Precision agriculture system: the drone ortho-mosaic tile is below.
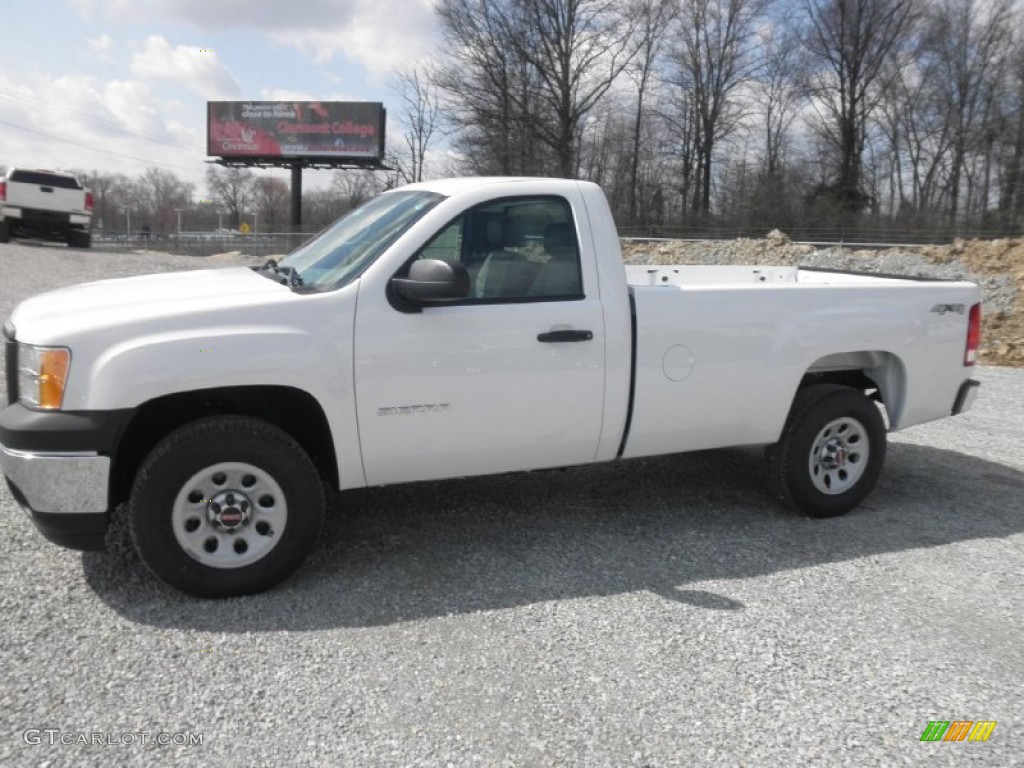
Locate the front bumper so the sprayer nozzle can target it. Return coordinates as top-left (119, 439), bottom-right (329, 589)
top-left (1, 444), bottom-right (110, 550)
top-left (0, 401), bottom-right (131, 551)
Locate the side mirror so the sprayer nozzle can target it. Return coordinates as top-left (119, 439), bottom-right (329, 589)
top-left (391, 259), bottom-right (470, 303)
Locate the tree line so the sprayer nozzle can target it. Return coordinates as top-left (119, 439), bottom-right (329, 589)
top-left (63, 166), bottom-right (395, 235)
top-left (417, 0), bottom-right (1024, 236)
top-left (36, 0), bottom-right (1024, 240)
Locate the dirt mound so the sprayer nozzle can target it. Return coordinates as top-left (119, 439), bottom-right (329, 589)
top-left (919, 238), bottom-right (1024, 367)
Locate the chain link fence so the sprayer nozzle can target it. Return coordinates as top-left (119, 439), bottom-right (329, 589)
top-left (91, 224), bottom-right (1024, 258)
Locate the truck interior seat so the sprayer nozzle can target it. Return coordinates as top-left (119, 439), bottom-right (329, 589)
top-left (475, 217), bottom-right (539, 298)
top-left (528, 222), bottom-right (582, 297)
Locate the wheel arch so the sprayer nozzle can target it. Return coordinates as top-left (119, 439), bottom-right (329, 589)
top-left (799, 350), bottom-right (907, 428)
top-left (109, 385), bottom-right (338, 509)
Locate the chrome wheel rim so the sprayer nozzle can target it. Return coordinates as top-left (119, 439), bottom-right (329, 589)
top-left (808, 417), bottom-right (870, 495)
top-left (171, 462), bottom-right (287, 569)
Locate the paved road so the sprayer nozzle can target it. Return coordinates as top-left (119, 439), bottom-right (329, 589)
top-left (1, 242), bottom-right (1021, 766)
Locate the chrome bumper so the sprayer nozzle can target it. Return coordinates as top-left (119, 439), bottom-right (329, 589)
top-left (0, 444), bottom-right (110, 514)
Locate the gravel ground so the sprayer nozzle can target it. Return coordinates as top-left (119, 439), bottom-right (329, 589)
top-left (1, 240), bottom-right (1022, 767)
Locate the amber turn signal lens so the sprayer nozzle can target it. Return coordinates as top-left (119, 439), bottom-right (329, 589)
top-left (37, 348), bottom-right (71, 409)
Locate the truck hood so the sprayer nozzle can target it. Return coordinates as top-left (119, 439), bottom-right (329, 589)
top-left (10, 267), bottom-right (291, 343)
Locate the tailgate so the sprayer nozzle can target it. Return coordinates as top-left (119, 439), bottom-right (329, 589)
top-left (6, 176), bottom-right (86, 214)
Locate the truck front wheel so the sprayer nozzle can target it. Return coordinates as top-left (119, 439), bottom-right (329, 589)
top-left (128, 416), bottom-right (325, 597)
top-left (766, 384), bottom-right (886, 518)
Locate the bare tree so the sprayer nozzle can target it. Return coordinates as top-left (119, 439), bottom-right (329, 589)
top-left (138, 167), bottom-right (194, 232)
top-left (206, 166), bottom-right (254, 229)
top-left (251, 176), bottom-right (289, 232)
top-left (330, 170), bottom-right (389, 212)
top-left (71, 170), bottom-right (133, 232)
top-left (998, 39), bottom-right (1024, 227)
top-left (507, 0), bottom-right (639, 177)
top-left (625, 0), bottom-right (673, 223)
top-left (393, 67), bottom-right (441, 183)
top-left (303, 188), bottom-right (346, 229)
top-left (671, 0), bottom-right (765, 214)
top-left (802, 0), bottom-right (919, 214)
top-left (659, 86), bottom-right (702, 220)
top-left (756, 22), bottom-right (805, 178)
top-left (435, 0), bottom-right (549, 175)
top-left (922, 0), bottom-right (1015, 224)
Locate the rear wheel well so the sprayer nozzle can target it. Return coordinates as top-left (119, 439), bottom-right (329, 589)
top-left (799, 351), bottom-right (906, 427)
top-left (798, 370), bottom-right (879, 397)
top-left (109, 386), bottom-right (338, 509)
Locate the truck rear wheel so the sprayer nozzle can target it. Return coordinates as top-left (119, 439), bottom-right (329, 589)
top-left (67, 230), bottom-right (91, 248)
top-left (128, 415), bottom-right (325, 597)
top-left (766, 384), bottom-right (886, 518)
top-left (0, 221), bottom-right (10, 243)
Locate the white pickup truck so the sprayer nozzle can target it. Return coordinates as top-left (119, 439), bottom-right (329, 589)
top-left (0, 178), bottom-right (982, 597)
top-left (0, 167), bottom-right (93, 248)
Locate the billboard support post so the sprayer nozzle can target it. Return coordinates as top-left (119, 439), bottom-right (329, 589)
top-left (291, 162), bottom-right (302, 232)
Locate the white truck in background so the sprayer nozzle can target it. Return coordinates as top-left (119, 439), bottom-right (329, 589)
top-left (0, 177), bottom-right (982, 597)
top-left (0, 167), bottom-right (93, 248)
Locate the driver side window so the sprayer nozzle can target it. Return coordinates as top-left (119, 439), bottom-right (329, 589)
top-left (414, 196), bottom-right (582, 301)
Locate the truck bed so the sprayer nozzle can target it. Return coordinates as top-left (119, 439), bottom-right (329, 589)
top-left (622, 265), bottom-right (980, 460)
top-left (624, 264), bottom-right (943, 287)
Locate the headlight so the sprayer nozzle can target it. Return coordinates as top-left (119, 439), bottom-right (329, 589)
top-left (18, 344), bottom-right (71, 409)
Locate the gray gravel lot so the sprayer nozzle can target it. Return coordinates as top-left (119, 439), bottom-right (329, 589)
top-left (1, 240), bottom-right (1022, 767)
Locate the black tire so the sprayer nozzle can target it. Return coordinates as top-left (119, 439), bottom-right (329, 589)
top-left (128, 415), bottom-right (325, 598)
top-left (0, 221), bottom-right (10, 243)
top-left (67, 229), bottom-right (91, 248)
top-left (765, 384), bottom-right (886, 518)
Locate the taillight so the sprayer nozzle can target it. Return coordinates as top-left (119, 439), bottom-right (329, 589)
top-left (85, 191), bottom-right (94, 211)
top-left (964, 302), bottom-right (981, 366)
top-left (0, 180), bottom-right (6, 201)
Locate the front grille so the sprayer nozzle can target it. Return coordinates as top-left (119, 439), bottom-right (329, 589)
top-left (3, 319), bottom-right (16, 406)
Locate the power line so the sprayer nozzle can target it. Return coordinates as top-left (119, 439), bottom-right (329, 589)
top-left (0, 89), bottom-right (206, 154)
top-left (0, 118), bottom-right (201, 173)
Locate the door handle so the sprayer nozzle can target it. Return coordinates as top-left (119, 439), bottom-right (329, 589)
top-left (537, 329), bottom-right (593, 343)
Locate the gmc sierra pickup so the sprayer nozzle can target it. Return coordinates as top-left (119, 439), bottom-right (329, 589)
top-left (0, 177), bottom-right (982, 597)
top-left (0, 167), bottom-right (93, 248)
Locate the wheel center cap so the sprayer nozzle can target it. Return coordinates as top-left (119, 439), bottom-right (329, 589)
top-left (207, 490), bottom-right (252, 531)
top-left (822, 440), bottom-right (848, 469)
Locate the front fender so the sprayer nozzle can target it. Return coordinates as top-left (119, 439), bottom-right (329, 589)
top-left (69, 325), bottom-right (332, 411)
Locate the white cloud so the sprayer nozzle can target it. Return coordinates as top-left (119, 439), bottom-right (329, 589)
top-left (0, 70), bottom-right (208, 191)
top-left (131, 35), bottom-right (241, 100)
top-left (88, 33), bottom-right (115, 63)
top-left (140, 0), bottom-right (438, 76)
top-left (258, 88), bottom-right (362, 102)
top-left (69, 0), bottom-right (98, 20)
top-left (89, 34), bottom-right (113, 53)
top-left (259, 88), bottom-right (317, 101)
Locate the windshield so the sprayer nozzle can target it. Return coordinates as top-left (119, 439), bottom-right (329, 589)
top-left (280, 190), bottom-right (445, 289)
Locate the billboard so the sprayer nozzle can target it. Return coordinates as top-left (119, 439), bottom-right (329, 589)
top-left (207, 101), bottom-right (386, 161)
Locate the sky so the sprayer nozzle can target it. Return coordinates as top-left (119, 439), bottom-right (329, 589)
top-left (0, 0), bottom-right (439, 196)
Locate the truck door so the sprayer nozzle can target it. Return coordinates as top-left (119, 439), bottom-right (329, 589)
top-left (353, 194), bottom-right (606, 486)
